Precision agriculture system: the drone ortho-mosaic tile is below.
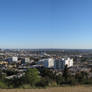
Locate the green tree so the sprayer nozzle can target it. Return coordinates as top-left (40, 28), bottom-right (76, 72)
top-left (63, 65), bottom-right (69, 80)
top-left (40, 68), bottom-right (56, 80)
top-left (62, 65), bottom-right (71, 84)
top-left (25, 68), bottom-right (40, 87)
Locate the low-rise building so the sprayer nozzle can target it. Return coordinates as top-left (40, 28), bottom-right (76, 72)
top-left (7, 56), bottom-right (18, 63)
top-left (21, 58), bottom-right (31, 64)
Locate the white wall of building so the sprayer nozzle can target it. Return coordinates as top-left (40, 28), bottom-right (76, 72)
top-left (12, 57), bottom-right (18, 62)
top-left (37, 58), bottom-right (55, 68)
top-left (25, 58), bottom-right (30, 63)
top-left (37, 57), bottom-right (73, 69)
top-left (54, 58), bottom-right (73, 70)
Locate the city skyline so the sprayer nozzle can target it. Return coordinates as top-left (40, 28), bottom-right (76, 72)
top-left (0, 0), bottom-right (92, 49)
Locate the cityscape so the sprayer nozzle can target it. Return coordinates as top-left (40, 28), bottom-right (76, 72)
top-left (0, 49), bottom-right (92, 87)
top-left (0, 0), bottom-right (92, 92)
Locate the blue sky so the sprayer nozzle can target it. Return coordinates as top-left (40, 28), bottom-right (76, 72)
top-left (0, 0), bottom-right (92, 49)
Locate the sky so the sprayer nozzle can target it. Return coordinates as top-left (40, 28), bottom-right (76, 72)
top-left (0, 0), bottom-right (92, 49)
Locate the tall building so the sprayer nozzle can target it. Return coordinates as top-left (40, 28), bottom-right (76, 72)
top-left (54, 58), bottom-right (73, 70)
top-left (37, 58), bottom-right (55, 68)
top-left (37, 57), bottom-right (73, 70)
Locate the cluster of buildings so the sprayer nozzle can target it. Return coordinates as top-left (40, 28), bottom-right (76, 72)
top-left (6, 56), bottom-right (32, 64)
top-left (0, 55), bottom-right (73, 70)
top-left (0, 49), bottom-right (92, 79)
top-left (37, 58), bottom-right (73, 70)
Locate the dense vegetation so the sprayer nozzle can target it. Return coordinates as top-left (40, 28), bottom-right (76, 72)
top-left (0, 66), bottom-right (92, 89)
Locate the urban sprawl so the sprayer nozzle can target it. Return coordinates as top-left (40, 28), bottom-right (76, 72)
top-left (0, 49), bottom-right (92, 88)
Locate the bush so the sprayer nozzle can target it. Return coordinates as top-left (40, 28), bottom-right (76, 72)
top-left (0, 81), bottom-right (7, 89)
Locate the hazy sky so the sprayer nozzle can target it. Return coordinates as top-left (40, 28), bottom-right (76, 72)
top-left (0, 0), bottom-right (92, 49)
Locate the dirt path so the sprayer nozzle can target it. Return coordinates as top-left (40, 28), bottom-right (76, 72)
top-left (0, 86), bottom-right (92, 92)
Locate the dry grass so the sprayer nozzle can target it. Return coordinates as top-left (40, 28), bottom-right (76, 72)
top-left (0, 86), bottom-right (92, 92)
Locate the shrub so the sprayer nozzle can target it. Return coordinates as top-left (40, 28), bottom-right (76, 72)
top-left (0, 81), bottom-right (7, 89)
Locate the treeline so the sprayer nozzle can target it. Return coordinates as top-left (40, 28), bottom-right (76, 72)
top-left (0, 66), bottom-right (92, 88)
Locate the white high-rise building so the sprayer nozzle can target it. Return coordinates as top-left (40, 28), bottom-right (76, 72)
top-left (37, 58), bottom-right (55, 68)
top-left (54, 58), bottom-right (73, 70)
top-left (63, 58), bottom-right (73, 67)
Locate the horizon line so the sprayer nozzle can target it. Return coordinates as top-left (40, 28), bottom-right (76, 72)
top-left (0, 48), bottom-right (92, 50)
